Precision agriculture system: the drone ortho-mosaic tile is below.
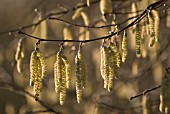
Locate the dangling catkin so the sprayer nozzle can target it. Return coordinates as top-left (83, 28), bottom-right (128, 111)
top-left (81, 11), bottom-right (89, 26)
top-left (135, 24), bottom-right (141, 56)
top-left (34, 57), bottom-right (42, 101)
top-left (15, 39), bottom-right (24, 73)
top-left (110, 42), bottom-right (121, 67)
top-left (87, 0), bottom-right (90, 6)
top-left (160, 76), bottom-right (170, 114)
top-left (36, 48), bottom-right (46, 79)
top-left (142, 94), bottom-right (152, 114)
top-left (30, 50), bottom-right (38, 86)
top-left (107, 47), bottom-right (114, 91)
top-left (78, 49), bottom-right (87, 89)
top-left (17, 59), bottom-right (23, 73)
top-left (148, 11), bottom-right (155, 47)
top-left (62, 55), bottom-right (71, 89)
top-left (60, 58), bottom-right (66, 105)
top-left (63, 26), bottom-right (73, 41)
top-left (75, 54), bottom-right (82, 103)
top-left (100, 46), bottom-right (109, 89)
top-left (100, 0), bottom-right (112, 21)
top-left (152, 10), bottom-right (159, 42)
top-left (54, 51), bottom-right (63, 93)
top-left (30, 48), bottom-right (42, 101)
top-left (75, 48), bottom-right (87, 103)
top-left (122, 32), bottom-right (128, 62)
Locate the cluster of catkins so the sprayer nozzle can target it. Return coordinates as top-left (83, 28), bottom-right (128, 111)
top-left (30, 47), bottom-right (46, 101)
top-left (100, 33), bottom-right (127, 91)
top-left (29, 44), bottom-right (87, 105)
top-left (135, 9), bottom-right (159, 56)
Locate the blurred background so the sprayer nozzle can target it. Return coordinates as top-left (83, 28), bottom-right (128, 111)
top-left (0, 0), bottom-right (170, 114)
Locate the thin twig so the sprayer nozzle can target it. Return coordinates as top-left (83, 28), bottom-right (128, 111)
top-left (130, 85), bottom-right (161, 100)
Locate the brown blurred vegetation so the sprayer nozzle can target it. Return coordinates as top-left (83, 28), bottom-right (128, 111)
top-left (0, 0), bottom-right (170, 114)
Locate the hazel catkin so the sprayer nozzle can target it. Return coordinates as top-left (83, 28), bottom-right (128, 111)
top-left (122, 32), bottom-right (128, 62)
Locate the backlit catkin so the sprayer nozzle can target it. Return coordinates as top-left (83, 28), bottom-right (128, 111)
top-left (148, 11), bottom-right (155, 47)
top-left (100, 46), bottom-right (109, 89)
top-left (110, 42), bottom-right (121, 67)
top-left (160, 76), bottom-right (170, 114)
top-left (75, 48), bottom-right (87, 103)
top-left (30, 49), bottom-right (42, 101)
top-left (122, 32), bottom-right (128, 62)
top-left (135, 24), bottom-right (141, 56)
top-left (152, 10), bottom-right (159, 42)
top-left (15, 39), bottom-right (24, 73)
top-left (100, 0), bottom-right (112, 21)
top-left (107, 47), bottom-right (114, 91)
top-left (36, 48), bottom-right (46, 79)
top-left (62, 55), bottom-right (71, 89)
top-left (54, 51), bottom-right (63, 93)
top-left (142, 94), bottom-right (152, 114)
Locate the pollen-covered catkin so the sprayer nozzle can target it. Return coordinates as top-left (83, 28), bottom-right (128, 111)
top-left (78, 50), bottom-right (87, 89)
top-left (30, 50), bottom-right (38, 86)
top-left (100, 46), bottom-right (110, 89)
top-left (142, 94), bottom-right (152, 114)
top-left (34, 57), bottom-right (42, 101)
top-left (148, 11), bottom-right (155, 47)
top-left (36, 48), bottom-right (46, 79)
top-left (75, 54), bottom-right (82, 103)
top-left (135, 24), bottom-right (141, 56)
top-left (107, 47), bottom-right (114, 91)
top-left (110, 42), bottom-right (121, 67)
top-left (152, 10), bottom-right (159, 42)
top-left (59, 58), bottom-right (66, 105)
top-left (122, 32), bottom-right (128, 62)
top-left (100, 0), bottom-right (112, 21)
top-left (75, 48), bottom-right (87, 103)
top-left (30, 48), bottom-right (43, 101)
top-left (159, 76), bottom-right (170, 114)
top-left (15, 39), bottom-right (24, 73)
top-left (62, 55), bottom-right (71, 89)
top-left (54, 51), bottom-right (63, 93)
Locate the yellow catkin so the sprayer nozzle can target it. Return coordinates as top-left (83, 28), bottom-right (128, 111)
top-left (54, 51), bottom-right (63, 93)
top-left (15, 39), bottom-right (24, 73)
top-left (122, 32), bottom-right (128, 62)
top-left (160, 76), bottom-right (170, 114)
top-left (100, 46), bottom-right (109, 89)
top-left (34, 57), bottom-right (42, 101)
top-left (36, 48), bottom-right (46, 79)
top-left (107, 47), bottom-right (114, 91)
top-left (30, 48), bottom-right (42, 101)
top-left (75, 54), bottom-right (82, 103)
top-left (100, 0), bottom-right (112, 21)
top-left (60, 58), bottom-right (66, 105)
top-left (30, 50), bottom-right (38, 86)
top-left (17, 59), bottom-right (23, 73)
top-left (63, 26), bottom-right (73, 41)
top-left (78, 49), bottom-right (87, 89)
top-left (148, 12), bottom-right (155, 47)
top-left (72, 7), bottom-right (83, 20)
top-left (135, 24), bottom-right (141, 56)
top-left (62, 55), bottom-right (71, 89)
top-left (110, 42), bottom-right (121, 67)
top-left (81, 11), bottom-right (89, 26)
top-left (87, 0), bottom-right (90, 6)
top-left (142, 94), bottom-right (152, 114)
top-left (152, 10), bottom-right (159, 42)
top-left (75, 48), bottom-right (87, 103)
